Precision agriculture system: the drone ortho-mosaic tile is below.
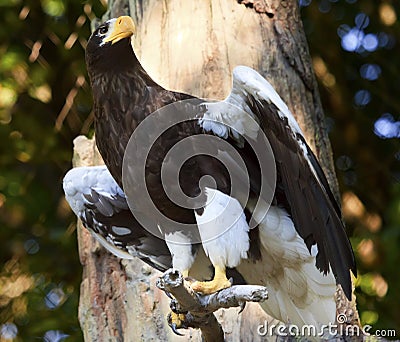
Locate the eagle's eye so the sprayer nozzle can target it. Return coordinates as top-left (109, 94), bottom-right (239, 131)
top-left (98, 26), bottom-right (108, 35)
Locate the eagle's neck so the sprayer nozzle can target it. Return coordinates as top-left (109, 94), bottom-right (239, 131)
top-left (87, 38), bottom-right (159, 102)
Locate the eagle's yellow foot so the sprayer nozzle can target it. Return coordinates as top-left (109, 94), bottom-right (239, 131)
top-left (191, 266), bottom-right (231, 294)
top-left (168, 312), bottom-right (187, 336)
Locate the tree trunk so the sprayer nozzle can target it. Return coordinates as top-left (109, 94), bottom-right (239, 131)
top-left (74, 0), bottom-right (359, 340)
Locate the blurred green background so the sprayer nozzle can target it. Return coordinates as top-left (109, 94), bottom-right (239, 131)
top-left (0, 0), bottom-right (398, 340)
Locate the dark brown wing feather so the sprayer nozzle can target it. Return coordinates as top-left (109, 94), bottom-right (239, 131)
top-left (247, 95), bottom-right (356, 299)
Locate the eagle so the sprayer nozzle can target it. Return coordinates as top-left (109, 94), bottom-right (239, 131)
top-left (64, 16), bottom-right (356, 332)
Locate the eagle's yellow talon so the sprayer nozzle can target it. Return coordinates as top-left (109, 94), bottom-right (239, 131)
top-left (190, 266), bottom-right (231, 294)
top-left (168, 312), bottom-right (186, 335)
top-left (191, 278), bottom-right (231, 294)
top-left (172, 312), bottom-right (186, 324)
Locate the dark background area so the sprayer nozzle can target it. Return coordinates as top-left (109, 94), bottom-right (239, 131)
top-left (0, 0), bottom-right (398, 340)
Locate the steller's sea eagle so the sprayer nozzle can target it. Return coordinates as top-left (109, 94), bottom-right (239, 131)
top-left (63, 16), bottom-right (356, 332)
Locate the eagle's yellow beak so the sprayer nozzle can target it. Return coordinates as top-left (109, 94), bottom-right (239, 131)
top-left (104, 16), bottom-right (136, 44)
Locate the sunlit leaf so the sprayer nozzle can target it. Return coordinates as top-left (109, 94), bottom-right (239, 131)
top-left (41, 0), bottom-right (65, 17)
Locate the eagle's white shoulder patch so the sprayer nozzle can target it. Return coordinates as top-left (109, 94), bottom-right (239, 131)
top-left (232, 65), bottom-right (304, 137)
top-left (63, 165), bottom-right (126, 217)
top-left (199, 101), bottom-right (260, 144)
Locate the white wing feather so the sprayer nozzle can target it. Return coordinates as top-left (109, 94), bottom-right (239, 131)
top-left (63, 165), bottom-right (134, 259)
top-left (63, 165), bottom-right (127, 217)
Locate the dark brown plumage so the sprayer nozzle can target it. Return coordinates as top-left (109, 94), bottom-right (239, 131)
top-left (85, 18), bottom-right (255, 234)
top-left (86, 31), bottom-right (193, 188)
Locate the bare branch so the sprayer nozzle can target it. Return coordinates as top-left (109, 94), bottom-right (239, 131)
top-left (156, 269), bottom-right (268, 341)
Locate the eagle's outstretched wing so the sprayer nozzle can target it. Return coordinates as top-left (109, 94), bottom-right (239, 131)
top-left (200, 66), bottom-right (356, 300)
top-left (63, 165), bottom-right (172, 271)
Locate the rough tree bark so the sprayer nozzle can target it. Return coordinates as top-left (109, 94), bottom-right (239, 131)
top-left (73, 0), bottom-right (360, 340)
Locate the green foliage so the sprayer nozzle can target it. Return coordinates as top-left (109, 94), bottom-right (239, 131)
top-left (0, 0), bottom-right (398, 340)
top-left (302, 0), bottom-right (400, 336)
top-left (0, 0), bottom-right (106, 340)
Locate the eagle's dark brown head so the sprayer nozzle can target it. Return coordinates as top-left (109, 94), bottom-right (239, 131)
top-left (85, 16), bottom-right (136, 77)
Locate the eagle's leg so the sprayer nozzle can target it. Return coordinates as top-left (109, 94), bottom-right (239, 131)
top-left (190, 265), bottom-right (231, 294)
top-left (192, 189), bottom-right (250, 294)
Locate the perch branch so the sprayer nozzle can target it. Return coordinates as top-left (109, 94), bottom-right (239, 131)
top-left (156, 269), bottom-right (268, 341)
